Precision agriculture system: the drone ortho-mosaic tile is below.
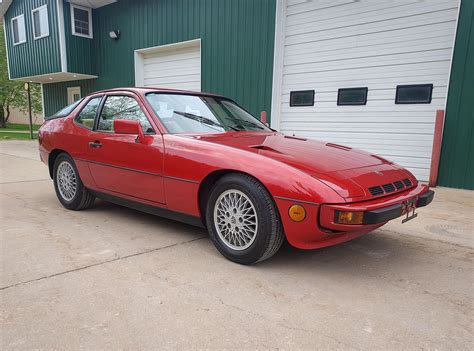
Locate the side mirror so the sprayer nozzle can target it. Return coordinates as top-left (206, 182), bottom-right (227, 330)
top-left (113, 119), bottom-right (145, 143)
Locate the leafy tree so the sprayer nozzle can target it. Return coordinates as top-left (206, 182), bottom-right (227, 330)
top-left (0, 23), bottom-right (42, 127)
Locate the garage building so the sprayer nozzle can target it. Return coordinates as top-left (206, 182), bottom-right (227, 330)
top-left (2, 0), bottom-right (473, 189)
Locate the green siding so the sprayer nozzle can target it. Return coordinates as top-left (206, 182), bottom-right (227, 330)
top-left (438, 0), bottom-right (474, 190)
top-left (4, 0), bottom-right (61, 78)
top-left (44, 0), bottom-right (276, 121)
top-left (63, 2), bottom-right (96, 75)
top-left (43, 79), bottom-right (97, 117)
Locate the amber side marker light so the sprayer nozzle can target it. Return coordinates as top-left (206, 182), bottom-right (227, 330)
top-left (335, 211), bottom-right (364, 225)
top-left (289, 204), bottom-right (306, 222)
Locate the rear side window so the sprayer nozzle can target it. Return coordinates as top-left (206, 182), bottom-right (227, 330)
top-left (48, 98), bottom-right (84, 119)
top-left (97, 95), bottom-right (153, 133)
top-left (75, 97), bottom-right (101, 129)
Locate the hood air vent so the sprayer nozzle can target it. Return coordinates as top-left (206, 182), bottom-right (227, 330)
top-left (368, 178), bottom-right (414, 196)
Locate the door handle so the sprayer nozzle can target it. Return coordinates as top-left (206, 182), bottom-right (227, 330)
top-left (88, 141), bottom-right (102, 149)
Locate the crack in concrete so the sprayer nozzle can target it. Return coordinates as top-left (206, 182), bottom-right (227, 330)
top-left (0, 152), bottom-right (41, 162)
top-left (0, 179), bottom-right (50, 185)
top-left (0, 236), bottom-right (207, 291)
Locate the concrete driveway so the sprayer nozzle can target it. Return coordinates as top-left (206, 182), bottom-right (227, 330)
top-left (1, 140), bottom-right (473, 349)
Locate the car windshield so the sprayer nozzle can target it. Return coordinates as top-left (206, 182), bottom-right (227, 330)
top-left (49, 98), bottom-right (84, 119)
top-left (145, 93), bottom-right (271, 134)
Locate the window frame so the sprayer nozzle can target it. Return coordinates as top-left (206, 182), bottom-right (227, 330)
top-left (31, 4), bottom-right (49, 40)
top-left (337, 87), bottom-right (368, 106)
top-left (74, 95), bottom-right (104, 131)
top-left (70, 4), bottom-right (93, 39)
top-left (289, 90), bottom-right (315, 107)
top-left (11, 14), bottom-right (26, 46)
top-left (95, 94), bottom-right (156, 134)
top-left (395, 84), bottom-right (433, 104)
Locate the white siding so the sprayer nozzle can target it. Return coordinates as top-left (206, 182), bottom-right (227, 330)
top-left (135, 40), bottom-right (201, 91)
top-left (272, 0), bottom-right (459, 180)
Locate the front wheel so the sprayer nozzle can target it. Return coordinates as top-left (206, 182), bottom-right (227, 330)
top-left (53, 153), bottom-right (95, 210)
top-left (206, 174), bottom-right (284, 264)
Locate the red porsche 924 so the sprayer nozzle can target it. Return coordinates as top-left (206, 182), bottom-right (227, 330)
top-left (38, 88), bottom-right (434, 264)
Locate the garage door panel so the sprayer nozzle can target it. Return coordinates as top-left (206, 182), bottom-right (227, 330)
top-left (287, 1), bottom-right (432, 27)
top-left (287, 0), bottom-right (352, 16)
top-left (143, 73), bottom-right (200, 85)
top-left (284, 40), bottom-right (455, 66)
top-left (283, 50), bottom-right (453, 75)
top-left (286, 10), bottom-right (457, 46)
top-left (285, 28), bottom-right (455, 57)
top-left (286, 2), bottom-right (457, 36)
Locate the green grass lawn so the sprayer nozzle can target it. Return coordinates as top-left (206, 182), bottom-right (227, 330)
top-left (0, 131), bottom-right (36, 140)
top-left (0, 123), bottom-right (39, 140)
top-left (2, 123), bottom-right (40, 131)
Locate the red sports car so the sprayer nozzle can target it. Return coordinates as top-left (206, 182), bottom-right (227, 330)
top-left (38, 88), bottom-right (434, 264)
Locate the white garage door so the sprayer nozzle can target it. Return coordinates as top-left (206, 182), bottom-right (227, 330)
top-left (271, 0), bottom-right (459, 180)
top-left (135, 39), bottom-right (201, 91)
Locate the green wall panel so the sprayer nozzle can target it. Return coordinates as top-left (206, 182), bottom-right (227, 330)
top-left (63, 2), bottom-right (96, 75)
top-left (44, 0), bottom-right (276, 121)
top-left (438, 0), bottom-right (474, 190)
top-left (43, 79), bottom-right (97, 117)
top-left (4, 0), bottom-right (61, 78)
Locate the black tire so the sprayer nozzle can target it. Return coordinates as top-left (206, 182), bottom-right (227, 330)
top-left (206, 173), bottom-right (284, 264)
top-left (53, 153), bottom-right (95, 210)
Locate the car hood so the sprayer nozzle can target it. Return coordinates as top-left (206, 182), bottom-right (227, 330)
top-left (195, 132), bottom-right (414, 199)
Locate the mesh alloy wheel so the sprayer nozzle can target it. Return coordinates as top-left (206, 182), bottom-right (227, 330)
top-left (213, 189), bottom-right (258, 250)
top-left (56, 160), bottom-right (77, 201)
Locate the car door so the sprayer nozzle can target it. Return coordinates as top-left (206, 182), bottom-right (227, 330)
top-left (86, 93), bottom-right (165, 204)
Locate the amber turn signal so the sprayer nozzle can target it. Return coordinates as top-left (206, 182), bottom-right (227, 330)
top-left (335, 211), bottom-right (364, 225)
top-left (289, 204), bottom-right (306, 222)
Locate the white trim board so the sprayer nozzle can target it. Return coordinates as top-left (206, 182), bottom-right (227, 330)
top-left (56, 0), bottom-right (68, 72)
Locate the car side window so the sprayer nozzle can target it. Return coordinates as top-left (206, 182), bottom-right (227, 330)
top-left (75, 97), bottom-right (101, 129)
top-left (97, 95), bottom-right (154, 133)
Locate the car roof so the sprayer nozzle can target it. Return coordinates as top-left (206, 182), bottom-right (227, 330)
top-left (91, 87), bottom-right (228, 99)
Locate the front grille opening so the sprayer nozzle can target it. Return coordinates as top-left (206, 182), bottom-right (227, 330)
top-left (369, 186), bottom-right (384, 196)
top-left (403, 178), bottom-right (412, 187)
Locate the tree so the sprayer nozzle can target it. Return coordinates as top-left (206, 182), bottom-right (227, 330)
top-left (0, 23), bottom-right (42, 127)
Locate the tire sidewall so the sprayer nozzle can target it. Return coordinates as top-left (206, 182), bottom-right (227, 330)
top-left (53, 153), bottom-right (85, 209)
top-left (206, 174), bottom-right (279, 264)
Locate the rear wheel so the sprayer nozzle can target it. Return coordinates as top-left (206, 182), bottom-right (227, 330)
top-left (206, 174), bottom-right (284, 264)
top-left (53, 153), bottom-right (95, 210)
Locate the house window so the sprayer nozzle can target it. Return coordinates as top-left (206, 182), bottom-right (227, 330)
top-left (71, 5), bottom-right (92, 38)
top-left (395, 84), bottom-right (433, 104)
top-left (290, 90), bottom-right (314, 107)
top-left (32, 5), bottom-right (49, 40)
top-left (11, 14), bottom-right (26, 45)
top-left (337, 87), bottom-right (368, 106)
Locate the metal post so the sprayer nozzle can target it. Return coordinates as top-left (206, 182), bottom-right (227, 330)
top-left (27, 83), bottom-right (33, 139)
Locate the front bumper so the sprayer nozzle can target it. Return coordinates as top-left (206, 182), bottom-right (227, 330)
top-left (320, 184), bottom-right (434, 231)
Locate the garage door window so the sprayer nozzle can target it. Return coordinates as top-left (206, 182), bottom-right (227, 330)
top-left (337, 88), bottom-right (368, 106)
top-left (97, 96), bottom-right (153, 133)
top-left (290, 90), bottom-right (315, 106)
top-left (395, 84), bottom-right (433, 104)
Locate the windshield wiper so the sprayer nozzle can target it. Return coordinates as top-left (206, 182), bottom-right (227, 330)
top-left (173, 111), bottom-right (238, 131)
top-left (230, 118), bottom-right (264, 130)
